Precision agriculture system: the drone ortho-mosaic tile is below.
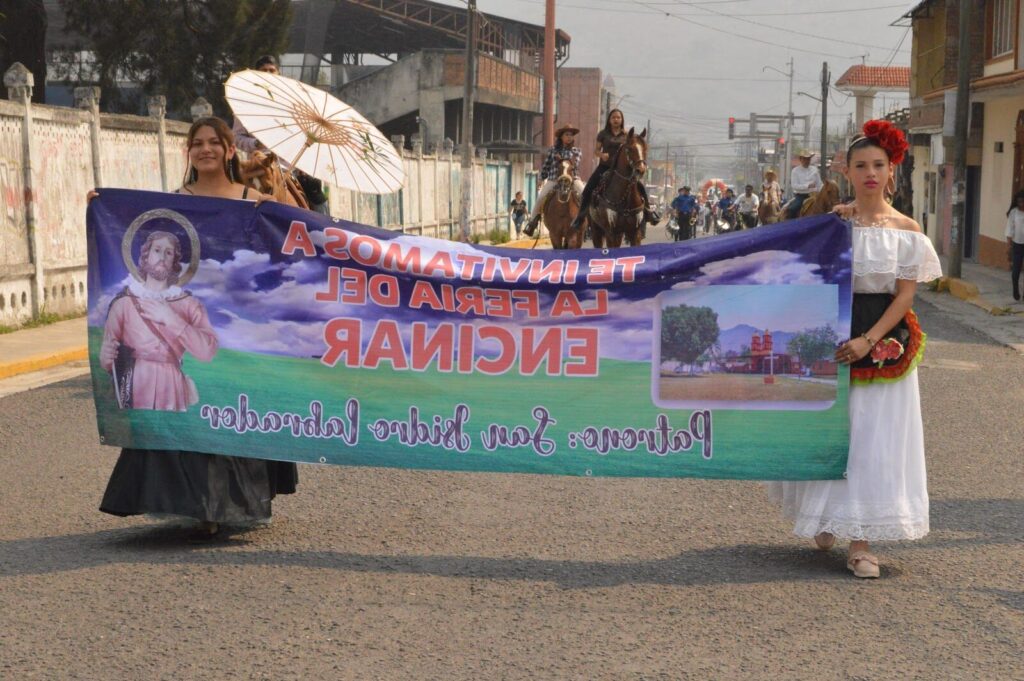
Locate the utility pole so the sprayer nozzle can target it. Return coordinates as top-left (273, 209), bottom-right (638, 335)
top-left (820, 62), bottom-right (830, 180)
top-left (459, 0), bottom-right (478, 241)
top-left (665, 140), bottom-right (670, 191)
top-left (783, 58), bottom-right (794, 198)
top-left (950, 0), bottom-right (972, 279)
top-left (542, 0), bottom-right (556, 147)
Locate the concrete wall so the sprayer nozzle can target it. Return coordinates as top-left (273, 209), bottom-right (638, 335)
top-left (978, 93), bottom-right (1024, 268)
top-left (0, 98), bottom-right (532, 329)
top-left (0, 99), bottom-right (191, 328)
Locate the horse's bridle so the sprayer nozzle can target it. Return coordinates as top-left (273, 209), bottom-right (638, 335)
top-left (599, 139), bottom-right (646, 214)
top-left (612, 139), bottom-right (646, 182)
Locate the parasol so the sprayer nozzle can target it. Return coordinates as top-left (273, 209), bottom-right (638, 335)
top-left (224, 69), bottom-right (404, 194)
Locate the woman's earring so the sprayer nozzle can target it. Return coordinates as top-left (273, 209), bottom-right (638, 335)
top-left (886, 176), bottom-right (896, 199)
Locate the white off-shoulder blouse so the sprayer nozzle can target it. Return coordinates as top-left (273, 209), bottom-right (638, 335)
top-left (852, 222), bottom-right (943, 295)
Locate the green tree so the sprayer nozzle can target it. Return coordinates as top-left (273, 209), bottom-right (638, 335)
top-left (0, 0), bottom-right (48, 103)
top-left (661, 304), bottom-right (720, 373)
top-left (55, 0), bottom-right (292, 117)
top-left (788, 325), bottom-right (839, 369)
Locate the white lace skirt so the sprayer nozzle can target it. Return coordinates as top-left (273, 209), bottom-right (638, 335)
top-left (765, 369), bottom-right (929, 541)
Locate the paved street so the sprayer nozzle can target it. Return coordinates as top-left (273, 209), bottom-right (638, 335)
top-left (1, 300), bottom-right (1021, 680)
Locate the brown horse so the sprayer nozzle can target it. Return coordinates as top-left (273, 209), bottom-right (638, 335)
top-left (798, 179), bottom-right (841, 218)
top-left (589, 127), bottom-right (648, 248)
top-left (239, 151), bottom-right (309, 209)
top-left (541, 159), bottom-right (583, 249)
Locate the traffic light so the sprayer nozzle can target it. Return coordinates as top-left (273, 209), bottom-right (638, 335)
top-left (777, 136), bottom-right (786, 153)
top-left (728, 117), bottom-right (736, 140)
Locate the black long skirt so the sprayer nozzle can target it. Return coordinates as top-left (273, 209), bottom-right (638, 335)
top-left (100, 449), bottom-right (298, 524)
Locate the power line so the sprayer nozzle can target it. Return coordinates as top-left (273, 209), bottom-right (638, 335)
top-left (629, 0), bottom-right (910, 53)
top-left (502, 0), bottom-right (908, 16)
top-left (612, 75), bottom-right (818, 82)
top-left (626, 0), bottom-right (858, 59)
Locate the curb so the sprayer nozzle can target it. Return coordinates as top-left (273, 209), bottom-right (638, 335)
top-left (933, 276), bottom-right (1020, 317)
top-left (0, 346), bottom-right (89, 380)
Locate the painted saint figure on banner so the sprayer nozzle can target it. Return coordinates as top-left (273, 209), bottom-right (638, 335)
top-left (99, 226), bottom-right (217, 410)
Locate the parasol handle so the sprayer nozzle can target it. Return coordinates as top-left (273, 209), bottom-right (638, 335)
top-left (289, 137), bottom-right (315, 170)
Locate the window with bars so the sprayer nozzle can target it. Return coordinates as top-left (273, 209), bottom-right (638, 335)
top-left (991, 0), bottom-right (1015, 58)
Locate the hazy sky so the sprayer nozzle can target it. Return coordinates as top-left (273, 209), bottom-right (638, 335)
top-left (449, 0), bottom-right (914, 176)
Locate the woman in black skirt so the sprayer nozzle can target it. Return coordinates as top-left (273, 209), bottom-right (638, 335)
top-left (94, 117), bottom-right (298, 539)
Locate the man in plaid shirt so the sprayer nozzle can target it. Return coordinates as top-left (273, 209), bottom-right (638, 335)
top-left (524, 124), bottom-right (585, 236)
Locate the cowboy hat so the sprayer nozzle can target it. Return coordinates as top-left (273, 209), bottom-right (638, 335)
top-left (554, 124), bottom-right (580, 138)
top-left (797, 149), bottom-right (814, 158)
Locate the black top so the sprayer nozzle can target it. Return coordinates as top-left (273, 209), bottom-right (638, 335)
top-left (509, 199), bottom-right (527, 216)
top-left (597, 129), bottom-right (627, 158)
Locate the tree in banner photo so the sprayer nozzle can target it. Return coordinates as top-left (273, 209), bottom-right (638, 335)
top-left (86, 189), bottom-right (852, 479)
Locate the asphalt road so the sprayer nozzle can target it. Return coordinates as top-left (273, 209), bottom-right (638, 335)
top-left (1, 302), bottom-right (1021, 680)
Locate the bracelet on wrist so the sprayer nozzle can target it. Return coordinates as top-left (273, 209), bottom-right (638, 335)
top-left (861, 333), bottom-right (876, 346)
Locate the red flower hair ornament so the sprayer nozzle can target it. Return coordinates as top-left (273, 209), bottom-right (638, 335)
top-left (859, 119), bottom-right (909, 165)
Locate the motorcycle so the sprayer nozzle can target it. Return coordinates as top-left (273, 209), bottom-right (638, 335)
top-left (714, 206), bottom-right (737, 235)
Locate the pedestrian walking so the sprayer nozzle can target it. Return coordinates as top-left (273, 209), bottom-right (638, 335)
top-left (509, 191), bottom-right (528, 238)
top-left (92, 117), bottom-right (298, 540)
top-left (1005, 190), bottom-right (1024, 300)
top-left (670, 186), bottom-right (698, 241)
top-left (766, 119), bottom-right (942, 578)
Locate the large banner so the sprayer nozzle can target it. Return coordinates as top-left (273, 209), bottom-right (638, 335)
top-left (87, 189), bottom-right (852, 479)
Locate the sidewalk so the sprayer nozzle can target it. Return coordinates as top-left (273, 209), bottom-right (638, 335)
top-left (0, 317), bottom-right (89, 379)
top-left (918, 255), bottom-right (1024, 353)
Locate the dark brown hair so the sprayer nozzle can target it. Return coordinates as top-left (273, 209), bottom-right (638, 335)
top-left (183, 116), bottom-right (241, 185)
top-left (603, 108), bottom-right (625, 136)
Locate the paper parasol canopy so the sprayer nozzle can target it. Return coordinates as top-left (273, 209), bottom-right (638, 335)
top-left (225, 69), bottom-right (405, 194)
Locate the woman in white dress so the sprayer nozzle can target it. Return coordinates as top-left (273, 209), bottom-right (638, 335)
top-left (766, 120), bottom-right (942, 578)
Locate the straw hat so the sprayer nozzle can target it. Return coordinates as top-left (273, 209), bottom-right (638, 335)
top-left (797, 149), bottom-right (814, 159)
top-left (554, 124), bottom-right (581, 138)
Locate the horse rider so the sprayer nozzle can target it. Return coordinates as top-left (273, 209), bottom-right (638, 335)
top-left (784, 150), bottom-right (822, 219)
top-left (670, 186), bottom-right (698, 241)
top-left (734, 185), bottom-right (760, 229)
top-left (762, 169), bottom-right (781, 209)
top-left (568, 108), bottom-right (660, 234)
top-left (524, 124), bottom-right (585, 237)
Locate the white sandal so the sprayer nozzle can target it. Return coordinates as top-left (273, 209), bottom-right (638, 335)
top-left (847, 551), bottom-right (880, 579)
